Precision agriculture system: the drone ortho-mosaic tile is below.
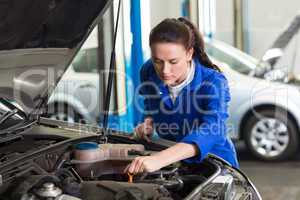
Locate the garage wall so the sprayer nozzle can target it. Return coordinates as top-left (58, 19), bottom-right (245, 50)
top-left (149, 0), bottom-right (182, 28)
top-left (213, 0), bottom-right (300, 59)
top-left (214, 1), bottom-right (234, 45)
top-left (247, 0), bottom-right (300, 58)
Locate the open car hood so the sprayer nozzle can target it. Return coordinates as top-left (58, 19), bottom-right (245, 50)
top-left (0, 0), bottom-right (112, 113)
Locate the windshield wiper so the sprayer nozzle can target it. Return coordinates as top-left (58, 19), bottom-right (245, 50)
top-left (0, 98), bottom-right (27, 118)
top-left (0, 98), bottom-right (30, 140)
top-left (0, 109), bottom-right (19, 125)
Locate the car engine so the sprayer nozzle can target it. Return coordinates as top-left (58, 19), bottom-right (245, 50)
top-left (0, 135), bottom-right (260, 200)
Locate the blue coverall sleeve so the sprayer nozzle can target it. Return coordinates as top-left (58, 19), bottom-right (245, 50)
top-left (180, 73), bottom-right (231, 163)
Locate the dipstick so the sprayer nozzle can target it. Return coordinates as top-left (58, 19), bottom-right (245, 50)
top-left (127, 173), bottom-right (134, 183)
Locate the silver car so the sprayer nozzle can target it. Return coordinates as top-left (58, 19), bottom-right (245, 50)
top-left (206, 38), bottom-right (300, 161)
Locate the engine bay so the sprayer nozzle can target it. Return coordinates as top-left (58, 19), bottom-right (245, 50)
top-left (0, 134), bottom-right (259, 200)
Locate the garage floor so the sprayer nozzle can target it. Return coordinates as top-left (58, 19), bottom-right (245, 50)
top-left (237, 142), bottom-right (300, 200)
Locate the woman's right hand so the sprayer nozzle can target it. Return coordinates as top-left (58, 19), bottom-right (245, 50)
top-left (134, 118), bottom-right (154, 142)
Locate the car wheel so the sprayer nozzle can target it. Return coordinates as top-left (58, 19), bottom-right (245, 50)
top-left (244, 109), bottom-right (299, 161)
top-left (45, 103), bottom-right (86, 124)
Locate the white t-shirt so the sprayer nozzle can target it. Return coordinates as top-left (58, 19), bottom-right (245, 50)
top-left (168, 60), bottom-right (195, 103)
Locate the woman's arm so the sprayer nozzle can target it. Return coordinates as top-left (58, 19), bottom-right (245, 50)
top-left (126, 73), bottom-right (231, 174)
top-left (180, 73), bottom-right (230, 163)
top-left (125, 143), bottom-right (198, 174)
top-left (153, 143), bottom-right (199, 167)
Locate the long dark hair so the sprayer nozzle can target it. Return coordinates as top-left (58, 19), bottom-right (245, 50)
top-left (149, 17), bottom-right (221, 72)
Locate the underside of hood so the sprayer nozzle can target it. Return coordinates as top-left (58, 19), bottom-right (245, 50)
top-left (0, 0), bottom-right (111, 113)
top-left (0, 0), bottom-right (111, 50)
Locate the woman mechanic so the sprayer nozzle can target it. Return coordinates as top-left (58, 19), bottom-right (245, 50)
top-left (125, 18), bottom-right (239, 174)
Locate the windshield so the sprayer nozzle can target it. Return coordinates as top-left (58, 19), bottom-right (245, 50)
top-left (205, 38), bottom-right (259, 74)
top-left (0, 98), bottom-right (26, 130)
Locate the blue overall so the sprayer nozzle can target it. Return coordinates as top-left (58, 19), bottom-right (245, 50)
top-left (139, 59), bottom-right (239, 168)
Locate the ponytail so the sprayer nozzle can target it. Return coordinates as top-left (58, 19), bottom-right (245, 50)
top-left (177, 17), bottom-right (221, 72)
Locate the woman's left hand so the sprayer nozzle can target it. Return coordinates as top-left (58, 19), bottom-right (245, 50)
top-left (125, 155), bottom-right (163, 174)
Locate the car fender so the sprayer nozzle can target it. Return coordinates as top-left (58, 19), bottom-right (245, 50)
top-left (232, 86), bottom-right (300, 140)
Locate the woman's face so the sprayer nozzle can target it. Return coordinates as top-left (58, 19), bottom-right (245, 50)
top-left (151, 42), bottom-right (193, 86)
